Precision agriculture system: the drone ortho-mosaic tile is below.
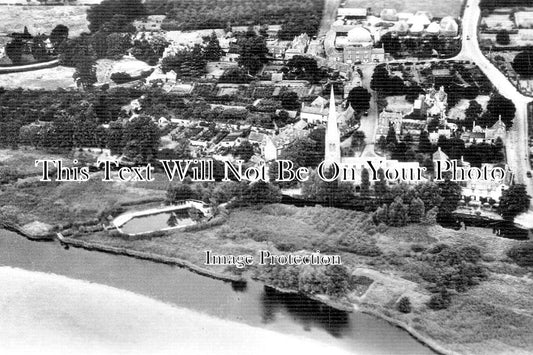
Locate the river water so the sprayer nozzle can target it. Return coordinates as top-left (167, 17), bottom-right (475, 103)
top-left (0, 229), bottom-right (434, 355)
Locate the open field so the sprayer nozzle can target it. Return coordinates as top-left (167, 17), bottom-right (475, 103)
top-left (0, 149), bottom-right (166, 226)
top-left (0, 57), bottom-right (151, 89)
top-left (96, 57), bottom-right (154, 84)
top-left (344, 0), bottom-right (463, 18)
top-left (0, 6), bottom-right (89, 36)
top-left (0, 66), bottom-right (76, 89)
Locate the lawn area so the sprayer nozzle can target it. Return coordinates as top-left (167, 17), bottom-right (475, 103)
top-left (0, 176), bottom-right (165, 226)
top-left (96, 58), bottom-right (154, 85)
top-left (386, 95), bottom-right (413, 114)
top-left (344, 0), bottom-right (463, 18)
top-left (0, 66), bottom-right (76, 89)
top-left (0, 148), bottom-right (166, 225)
top-left (0, 57), bottom-right (153, 89)
top-left (0, 6), bottom-right (89, 37)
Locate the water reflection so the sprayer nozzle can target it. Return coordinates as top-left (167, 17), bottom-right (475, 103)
top-left (231, 280), bottom-right (248, 292)
top-left (0, 230), bottom-right (435, 355)
top-left (260, 286), bottom-right (350, 338)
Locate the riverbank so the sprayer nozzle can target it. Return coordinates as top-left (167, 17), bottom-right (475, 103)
top-left (57, 233), bottom-right (245, 283)
top-left (0, 266), bottom-right (357, 355)
top-left (2, 157), bottom-right (533, 354)
top-left (5, 200), bottom-right (533, 354)
top-left (359, 306), bottom-right (458, 355)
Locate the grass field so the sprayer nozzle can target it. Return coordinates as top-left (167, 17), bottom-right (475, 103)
top-left (345, 0), bottom-right (464, 18)
top-left (0, 148), bottom-right (166, 225)
top-left (0, 6), bottom-right (89, 37)
top-left (0, 66), bottom-right (76, 89)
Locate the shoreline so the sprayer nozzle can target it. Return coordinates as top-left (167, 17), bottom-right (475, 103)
top-left (262, 284), bottom-right (355, 312)
top-left (359, 307), bottom-right (459, 355)
top-left (57, 233), bottom-right (246, 283)
top-left (0, 225), bottom-right (458, 354)
top-left (0, 225), bottom-right (457, 354)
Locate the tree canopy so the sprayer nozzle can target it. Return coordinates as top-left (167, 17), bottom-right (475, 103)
top-left (87, 0), bottom-right (146, 33)
top-left (485, 93), bottom-right (515, 128)
top-left (496, 30), bottom-right (510, 46)
top-left (499, 184), bottom-right (531, 221)
top-left (512, 50), bottom-right (533, 77)
top-left (346, 86), bottom-right (371, 112)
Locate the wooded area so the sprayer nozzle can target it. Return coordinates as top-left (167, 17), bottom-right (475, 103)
top-left (144, 0), bottom-right (323, 38)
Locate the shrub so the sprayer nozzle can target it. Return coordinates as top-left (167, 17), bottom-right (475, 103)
top-left (323, 264), bottom-right (351, 297)
top-left (428, 289), bottom-right (452, 310)
top-left (377, 223), bottom-right (388, 233)
top-left (350, 275), bottom-right (374, 286)
top-left (507, 242), bottom-right (533, 267)
top-left (411, 244), bottom-right (426, 253)
top-left (397, 296), bottom-right (412, 313)
top-left (110, 72), bottom-right (134, 84)
top-left (427, 243), bottom-right (449, 254)
top-left (458, 245), bottom-right (482, 263)
top-left (341, 242), bottom-right (382, 257)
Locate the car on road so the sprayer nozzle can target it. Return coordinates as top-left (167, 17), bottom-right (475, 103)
top-left (527, 171), bottom-right (532, 178)
top-left (466, 36), bottom-right (470, 40)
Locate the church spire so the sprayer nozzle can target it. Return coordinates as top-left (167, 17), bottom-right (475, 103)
top-left (324, 86), bottom-right (341, 165)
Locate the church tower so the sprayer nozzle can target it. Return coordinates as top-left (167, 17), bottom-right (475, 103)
top-left (324, 86), bottom-right (341, 165)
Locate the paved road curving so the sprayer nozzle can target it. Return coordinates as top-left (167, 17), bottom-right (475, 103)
top-left (457, 0), bottom-right (533, 203)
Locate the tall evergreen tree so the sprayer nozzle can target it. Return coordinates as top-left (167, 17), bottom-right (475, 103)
top-left (204, 32), bottom-right (223, 61)
top-left (388, 197), bottom-right (408, 227)
top-left (409, 197), bottom-right (425, 223)
top-left (360, 168), bottom-right (370, 197)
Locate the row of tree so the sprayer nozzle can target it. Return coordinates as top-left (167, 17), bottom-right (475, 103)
top-left (479, 0), bottom-right (531, 9)
top-left (144, 0), bottom-right (323, 39)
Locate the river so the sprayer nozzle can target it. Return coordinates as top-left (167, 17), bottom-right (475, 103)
top-left (0, 229), bottom-right (434, 355)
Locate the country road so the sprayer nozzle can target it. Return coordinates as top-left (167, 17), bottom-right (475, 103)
top-left (457, 0), bottom-right (533, 204)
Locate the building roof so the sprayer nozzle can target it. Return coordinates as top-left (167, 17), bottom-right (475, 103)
top-left (408, 14), bottom-right (431, 27)
top-left (393, 21), bottom-right (410, 33)
top-left (347, 27), bottom-right (373, 44)
top-left (397, 12), bottom-right (414, 21)
top-left (311, 96), bottom-right (328, 107)
top-left (433, 147), bottom-right (449, 161)
top-left (491, 116), bottom-right (506, 130)
top-left (301, 105), bottom-right (328, 115)
top-left (426, 22), bottom-right (441, 34)
top-left (415, 11), bottom-right (433, 20)
top-left (515, 11), bottom-right (533, 27)
top-left (380, 9), bottom-right (398, 22)
top-left (248, 132), bottom-right (266, 143)
top-left (410, 23), bottom-right (425, 33)
top-left (338, 8), bottom-right (368, 17)
top-left (440, 17), bottom-right (459, 34)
